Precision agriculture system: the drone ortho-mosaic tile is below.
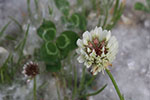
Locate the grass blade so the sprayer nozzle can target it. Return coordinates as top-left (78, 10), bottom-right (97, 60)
top-left (80, 84), bottom-right (107, 98)
top-left (8, 16), bottom-right (23, 32)
top-left (0, 21), bottom-right (11, 37)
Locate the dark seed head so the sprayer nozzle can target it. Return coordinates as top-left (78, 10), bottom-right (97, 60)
top-left (23, 61), bottom-right (39, 78)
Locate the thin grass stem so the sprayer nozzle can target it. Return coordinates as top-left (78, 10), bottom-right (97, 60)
top-left (106, 69), bottom-right (124, 100)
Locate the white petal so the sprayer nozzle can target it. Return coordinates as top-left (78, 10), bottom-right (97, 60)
top-left (30, 61), bottom-right (33, 64)
top-left (91, 27), bottom-right (102, 40)
top-left (100, 30), bottom-right (110, 41)
top-left (22, 70), bottom-right (26, 74)
top-left (87, 47), bottom-right (91, 53)
top-left (108, 41), bottom-right (118, 53)
top-left (84, 61), bottom-right (92, 68)
top-left (106, 31), bottom-right (111, 41)
top-left (97, 27), bottom-right (102, 40)
top-left (77, 56), bottom-right (85, 63)
top-left (77, 39), bottom-right (84, 48)
top-left (76, 48), bottom-right (80, 54)
top-left (80, 48), bottom-right (86, 55)
top-left (82, 31), bottom-right (91, 45)
top-left (107, 36), bottom-right (117, 48)
top-left (23, 65), bottom-right (27, 69)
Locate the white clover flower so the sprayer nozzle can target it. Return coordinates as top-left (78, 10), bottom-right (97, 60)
top-left (76, 27), bottom-right (118, 75)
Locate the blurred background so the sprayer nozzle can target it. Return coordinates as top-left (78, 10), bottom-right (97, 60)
top-left (0, 0), bottom-right (150, 100)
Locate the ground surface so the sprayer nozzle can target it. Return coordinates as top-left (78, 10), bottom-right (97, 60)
top-left (0, 0), bottom-right (150, 100)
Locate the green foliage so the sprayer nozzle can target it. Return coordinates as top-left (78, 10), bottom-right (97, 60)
top-left (0, 21), bottom-right (11, 37)
top-left (39, 42), bottom-right (61, 72)
top-left (61, 31), bottom-right (79, 50)
top-left (40, 42), bottom-right (59, 63)
top-left (42, 28), bottom-right (56, 41)
top-left (147, 0), bottom-right (150, 7)
top-left (9, 16), bottom-right (23, 32)
top-left (37, 20), bottom-right (79, 72)
top-left (54, 0), bottom-right (87, 31)
top-left (134, 0), bottom-right (150, 13)
top-left (55, 31), bottom-right (79, 59)
top-left (70, 13), bottom-right (87, 31)
top-left (0, 53), bottom-right (14, 84)
top-left (80, 84), bottom-right (107, 98)
top-left (99, 0), bottom-right (125, 30)
top-left (56, 34), bottom-right (70, 49)
top-left (46, 60), bottom-right (61, 72)
top-left (37, 20), bottom-right (56, 41)
top-left (48, 5), bottom-right (53, 16)
top-left (54, 0), bottom-right (70, 16)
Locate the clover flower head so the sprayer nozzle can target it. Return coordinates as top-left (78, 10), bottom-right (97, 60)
top-left (76, 26), bottom-right (118, 75)
top-left (22, 61), bottom-right (39, 82)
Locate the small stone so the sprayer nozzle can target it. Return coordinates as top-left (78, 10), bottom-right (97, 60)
top-left (144, 20), bottom-right (150, 28)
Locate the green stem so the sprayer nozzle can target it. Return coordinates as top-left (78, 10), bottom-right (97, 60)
top-left (60, 68), bottom-right (67, 96)
top-left (27, 0), bottom-right (32, 17)
top-left (33, 77), bottom-right (37, 100)
top-left (0, 70), bottom-right (4, 83)
top-left (80, 84), bottom-right (107, 98)
top-left (72, 65), bottom-right (77, 99)
top-left (86, 76), bottom-right (96, 87)
top-left (8, 16), bottom-right (23, 32)
top-left (56, 81), bottom-right (61, 100)
top-left (106, 69), bottom-right (124, 100)
top-left (34, 0), bottom-right (39, 13)
top-left (78, 66), bottom-right (86, 92)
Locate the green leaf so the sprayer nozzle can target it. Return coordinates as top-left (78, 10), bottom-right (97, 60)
top-left (69, 13), bottom-right (87, 31)
top-left (55, 31), bottom-right (79, 59)
top-left (56, 34), bottom-right (70, 49)
top-left (40, 42), bottom-right (59, 62)
top-left (62, 31), bottom-right (79, 50)
top-left (42, 20), bottom-right (56, 29)
top-left (46, 41), bottom-right (58, 55)
top-left (56, 34), bottom-right (70, 59)
top-left (134, 2), bottom-right (149, 12)
top-left (46, 60), bottom-right (61, 72)
top-left (70, 14), bottom-right (80, 27)
top-left (37, 20), bottom-right (56, 40)
top-left (37, 26), bottom-right (44, 38)
top-left (42, 28), bottom-right (56, 41)
top-left (54, 0), bottom-right (70, 16)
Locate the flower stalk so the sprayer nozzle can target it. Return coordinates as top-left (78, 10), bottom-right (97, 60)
top-left (33, 77), bottom-right (37, 100)
top-left (106, 69), bottom-right (124, 100)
